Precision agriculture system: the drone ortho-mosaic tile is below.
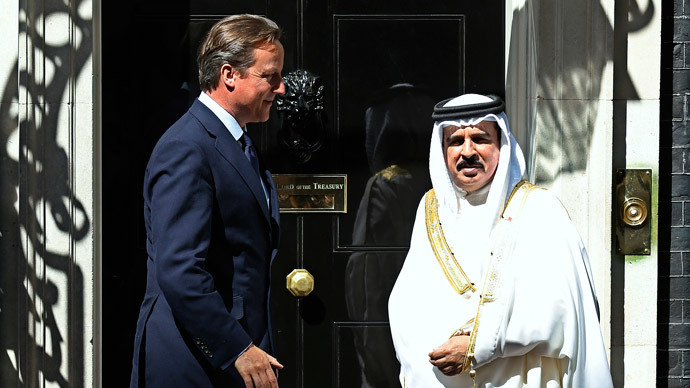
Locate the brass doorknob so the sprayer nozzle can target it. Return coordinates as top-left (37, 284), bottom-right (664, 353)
top-left (621, 197), bottom-right (648, 226)
top-left (286, 269), bottom-right (314, 297)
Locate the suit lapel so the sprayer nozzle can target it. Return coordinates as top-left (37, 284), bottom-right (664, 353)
top-left (189, 100), bottom-right (271, 224)
top-left (264, 170), bottom-right (280, 245)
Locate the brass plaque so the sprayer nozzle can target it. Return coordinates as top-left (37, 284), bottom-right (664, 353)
top-left (615, 169), bottom-right (652, 255)
top-left (272, 174), bottom-right (347, 213)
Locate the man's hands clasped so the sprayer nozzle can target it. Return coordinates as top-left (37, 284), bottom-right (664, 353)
top-left (235, 345), bottom-right (283, 388)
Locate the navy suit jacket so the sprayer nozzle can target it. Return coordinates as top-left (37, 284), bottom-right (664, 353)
top-left (130, 99), bottom-right (280, 387)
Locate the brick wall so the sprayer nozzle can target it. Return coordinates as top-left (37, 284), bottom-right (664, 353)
top-left (659, 0), bottom-right (690, 386)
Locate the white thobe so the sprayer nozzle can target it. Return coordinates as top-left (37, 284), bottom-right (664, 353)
top-left (388, 187), bottom-right (613, 388)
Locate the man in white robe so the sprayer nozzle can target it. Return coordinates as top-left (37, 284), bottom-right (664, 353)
top-left (388, 94), bottom-right (613, 388)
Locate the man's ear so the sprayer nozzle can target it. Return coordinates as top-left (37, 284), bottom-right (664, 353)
top-left (220, 64), bottom-right (236, 89)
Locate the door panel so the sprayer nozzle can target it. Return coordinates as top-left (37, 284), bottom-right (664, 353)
top-left (333, 15), bottom-right (462, 247)
top-left (269, 2), bottom-right (504, 387)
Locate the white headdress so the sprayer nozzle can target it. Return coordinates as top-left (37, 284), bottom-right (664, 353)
top-left (429, 94), bottom-right (527, 231)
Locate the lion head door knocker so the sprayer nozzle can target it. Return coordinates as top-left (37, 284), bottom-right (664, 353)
top-left (275, 69), bottom-right (326, 163)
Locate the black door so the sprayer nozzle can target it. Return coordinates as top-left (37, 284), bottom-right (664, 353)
top-left (102, 1), bottom-right (503, 386)
top-left (270, 2), bottom-right (503, 387)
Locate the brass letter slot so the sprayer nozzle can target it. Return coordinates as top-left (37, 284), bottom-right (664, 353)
top-left (615, 169), bottom-right (651, 255)
top-left (273, 174), bottom-right (347, 213)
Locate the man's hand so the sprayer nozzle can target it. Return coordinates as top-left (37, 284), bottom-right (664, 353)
top-left (428, 334), bottom-right (470, 376)
top-left (234, 345), bottom-right (284, 388)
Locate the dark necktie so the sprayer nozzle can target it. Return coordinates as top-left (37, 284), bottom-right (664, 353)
top-left (242, 133), bottom-right (262, 180)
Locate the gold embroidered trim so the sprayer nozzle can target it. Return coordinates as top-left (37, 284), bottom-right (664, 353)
top-left (483, 181), bottom-right (540, 301)
top-left (425, 189), bottom-right (477, 295)
top-left (501, 180), bottom-right (539, 219)
top-left (462, 180), bottom-right (539, 381)
top-left (449, 318), bottom-right (475, 338)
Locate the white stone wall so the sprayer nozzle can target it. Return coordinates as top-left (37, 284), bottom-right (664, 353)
top-left (613, 0), bottom-right (661, 386)
top-left (0, 0), bottom-right (96, 386)
top-left (506, 0), bottom-right (615, 359)
top-left (506, 0), bottom-right (660, 386)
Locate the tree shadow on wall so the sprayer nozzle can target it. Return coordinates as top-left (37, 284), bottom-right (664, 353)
top-left (508, 0), bottom-right (653, 386)
top-left (0, 1), bottom-right (92, 386)
top-left (510, 0), bottom-right (650, 182)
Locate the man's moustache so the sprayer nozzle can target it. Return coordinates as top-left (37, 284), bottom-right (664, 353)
top-left (457, 160), bottom-right (484, 169)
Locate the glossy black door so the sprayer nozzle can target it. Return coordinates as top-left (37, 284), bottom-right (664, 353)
top-left (268, 2), bottom-right (504, 387)
top-left (102, 1), bottom-right (503, 386)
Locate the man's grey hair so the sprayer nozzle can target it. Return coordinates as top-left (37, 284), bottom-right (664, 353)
top-left (197, 14), bottom-right (281, 92)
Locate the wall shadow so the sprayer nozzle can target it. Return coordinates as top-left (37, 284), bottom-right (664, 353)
top-left (507, 0), bottom-right (652, 386)
top-left (0, 0), bottom-right (92, 387)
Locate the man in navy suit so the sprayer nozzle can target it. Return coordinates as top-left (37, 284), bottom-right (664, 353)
top-left (130, 14), bottom-right (285, 388)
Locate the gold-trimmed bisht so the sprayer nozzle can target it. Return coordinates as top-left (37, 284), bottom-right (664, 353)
top-left (425, 189), bottom-right (477, 295)
top-left (458, 180), bottom-right (540, 388)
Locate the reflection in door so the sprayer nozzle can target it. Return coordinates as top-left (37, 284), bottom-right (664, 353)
top-left (345, 85), bottom-right (434, 387)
